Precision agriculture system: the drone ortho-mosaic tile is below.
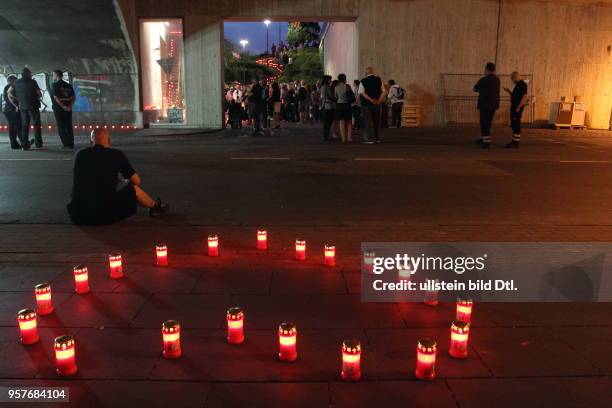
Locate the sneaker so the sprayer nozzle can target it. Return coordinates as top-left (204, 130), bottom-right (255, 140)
top-left (363, 141), bottom-right (374, 145)
top-left (505, 141), bottom-right (520, 148)
top-left (476, 139), bottom-right (490, 149)
top-left (375, 140), bottom-right (381, 144)
top-left (149, 198), bottom-right (169, 217)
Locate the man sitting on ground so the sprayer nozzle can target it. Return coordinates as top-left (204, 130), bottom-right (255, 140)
top-left (67, 129), bottom-right (168, 225)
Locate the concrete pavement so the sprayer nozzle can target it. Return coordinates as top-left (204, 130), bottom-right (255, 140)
top-left (0, 124), bottom-right (611, 407)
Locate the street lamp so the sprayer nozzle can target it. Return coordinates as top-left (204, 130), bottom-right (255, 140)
top-left (239, 39), bottom-right (249, 84)
top-left (264, 20), bottom-right (271, 55)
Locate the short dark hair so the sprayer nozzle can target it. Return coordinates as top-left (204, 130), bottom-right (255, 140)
top-left (7, 75), bottom-right (17, 83)
top-left (388, 79), bottom-right (395, 86)
top-left (338, 73), bottom-right (346, 82)
top-left (21, 67), bottom-right (32, 77)
top-left (353, 79), bottom-right (360, 86)
top-left (485, 62), bottom-right (496, 72)
top-left (53, 69), bottom-right (63, 78)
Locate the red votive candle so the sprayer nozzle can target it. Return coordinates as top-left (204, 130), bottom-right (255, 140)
top-left (54, 335), bottom-right (78, 376)
top-left (162, 320), bottom-right (181, 359)
top-left (73, 265), bottom-right (90, 294)
top-left (108, 253), bottom-right (124, 278)
top-left (156, 244), bottom-right (168, 266)
top-left (295, 239), bottom-right (306, 261)
top-left (363, 251), bottom-right (376, 274)
top-left (226, 307), bottom-right (245, 344)
top-left (415, 338), bottom-right (437, 381)
top-left (423, 279), bottom-right (439, 306)
top-left (34, 283), bottom-right (53, 315)
top-left (324, 244), bottom-right (336, 267)
top-left (208, 235), bottom-right (219, 257)
top-left (341, 339), bottom-right (362, 381)
top-left (449, 321), bottom-right (470, 359)
top-left (456, 297), bottom-right (473, 324)
top-left (257, 229), bottom-right (268, 250)
top-left (17, 309), bottom-right (39, 345)
top-left (278, 323), bottom-right (297, 361)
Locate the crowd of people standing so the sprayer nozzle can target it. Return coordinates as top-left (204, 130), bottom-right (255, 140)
top-left (223, 66), bottom-right (406, 143)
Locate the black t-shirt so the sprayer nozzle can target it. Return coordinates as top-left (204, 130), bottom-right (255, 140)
top-left (360, 75), bottom-right (383, 107)
top-left (473, 74), bottom-right (500, 110)
top-left (51, 80), bottom-right (75, 110)
top-left (249, 83), bottom-right (263, 104)
top-left (68, 145), bottom-right (135, 224)
top-left (270, 88), bottom-right (281, 102)
top-left (297, 87), bottom-right (308, 101)
top-left (12, 77), bottom-right (41, 110)
top-left (2, 84), bottom-right (16, 113)
top-left (286, 90), bottom-right (296, 103)
top-left (511, 80), bottom-right (528, 108)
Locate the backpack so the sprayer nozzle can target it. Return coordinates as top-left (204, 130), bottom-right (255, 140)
top-left (396, 86), bottom-right (405, 100)
top-left (345, 87), bottom-right (356, 104)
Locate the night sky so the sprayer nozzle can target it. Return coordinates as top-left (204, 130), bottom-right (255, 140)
top-left (224, 22), bottom-right (289, 54)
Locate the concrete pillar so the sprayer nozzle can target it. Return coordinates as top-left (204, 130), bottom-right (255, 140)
top-left (184, 15), bottom-right (224, 129)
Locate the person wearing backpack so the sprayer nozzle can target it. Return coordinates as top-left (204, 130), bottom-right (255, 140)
top-left (388, 80), bottom-right (405, 128)
top-left (334, 73), bottom-right (354, 143)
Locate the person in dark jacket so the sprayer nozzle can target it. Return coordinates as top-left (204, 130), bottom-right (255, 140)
top-left (503, 71), bottom-right (529, 148)
top-left (51, 70), bottom-right (76, 148)
top-left (2, 75), bottom-right (21, 149)
top-left (9, 67), bottom-right (43, 149)
top-left (473, 62), bottom-right (500, 148)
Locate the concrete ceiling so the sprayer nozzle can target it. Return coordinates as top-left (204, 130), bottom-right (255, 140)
top-left (0, 0), bottom-right (135, 75)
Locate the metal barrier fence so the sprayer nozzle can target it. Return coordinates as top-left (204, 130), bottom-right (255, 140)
top-left (0, 73), bottom-right (139, 127)
top-left (441, 73), bottom-right (535, 125)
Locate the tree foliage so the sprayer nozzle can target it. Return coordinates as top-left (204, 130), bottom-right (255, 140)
top-left (279, 48), bottom-right (323, 85)
top-left (224, 39), bottom-right (274, 84)
top-left (286, 22), bottom-right (321, 47)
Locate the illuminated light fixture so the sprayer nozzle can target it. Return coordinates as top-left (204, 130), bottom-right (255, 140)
top-left (449, 321), bottom-right (470, 359)
top-left (156, 243), bottom-right (168, 266)
top-left (162, 320), bottom-right (181, 359)
top-left (278, 322), bottom-right (297, 362)
top-left (34, 283), bottom-right (54, 315)
top-left (47, 125), bottom-right (52, 129)
top-left (256, 229), bottom-right (268, 251)
top-left (324, 244), bottom-right (336, 267)
top-left (456, 297), bottom-right (473, 323)
top-left (295, 239), bottom-right (306, 261)
top-left (17, 309), bottom-right (39, 345)
top-left (54, 335), bottom-right (78, 376)
top-left (423, 279), bottom-right (439, 306)
top-left (363, 251), bottom-right (376, 274)
top-left (341, 339), bottom-right (361, 381)
top-left (239, 39), bottom-right (249, 49)
top-left (108, 253), bottom-right (124, 278)
top-left (264, 19), bottom-right (271, 26)
top-left (73, 265), bottom-right (90, 294)
top-left (226, 307), bottom-right (245, 344)
top-left (208, 235), bottom-right (219, 257)
top-left (415, 338), bottom-right (437, 381)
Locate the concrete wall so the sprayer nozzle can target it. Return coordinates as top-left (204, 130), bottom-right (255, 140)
top-left (356, 0), bottom-right (612, 129)
top-left (323, 22), bottom-right (359, 83)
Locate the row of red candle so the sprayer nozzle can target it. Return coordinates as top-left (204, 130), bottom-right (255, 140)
top-left (0, 125), bottom-right (138, 130)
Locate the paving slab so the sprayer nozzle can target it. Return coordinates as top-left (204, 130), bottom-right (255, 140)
top-left (230, 295), bottom-right (317, 329)
top-left (150, 329), bottom-right (362, 382)
top-left (448, 377), bottom-right (612, 408)
top-left (130, 294), bottom-right (230, 329)
top-left (470, 327), bottom-right (599, 377)
top-left (113, 266), bottom-right (203, 294)
top-left (0, 292), bottom-right (72, 326)
top-left (76, 380), bottom-right (210, 408)
top-left (0, 264), bottom-right (63, 292)
top-left (330, 380), bottom-right (457, 408)
top-left (204, 382), bottom-right (329, 408)
top-left (311, 295), bottom-right (405, 329)
top-left (192, 267), bottom-right (272, 295)
top-left (554, 326), bottom-right (612, 375)
top-left (37, 293), bottom-right (148, 328)
top-left (270, 268), bottom-right (347, 294)
top-left (365, 328), bottom-right (491, 379)
top-left (65, 328), bottom-right (160, 379)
